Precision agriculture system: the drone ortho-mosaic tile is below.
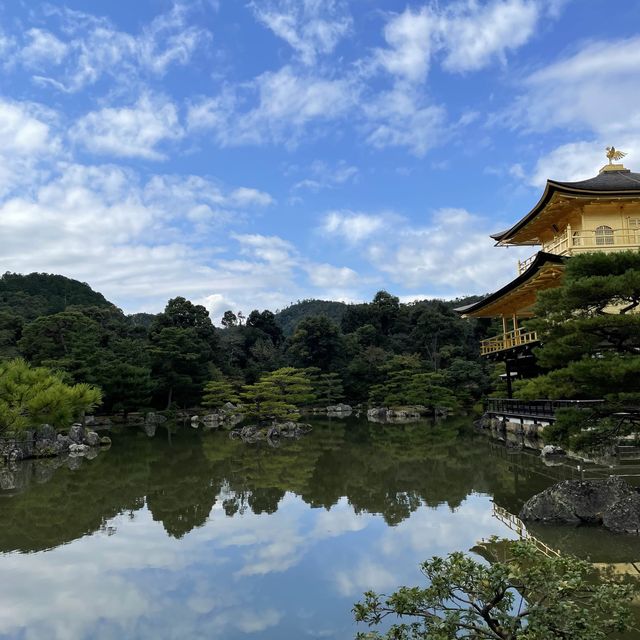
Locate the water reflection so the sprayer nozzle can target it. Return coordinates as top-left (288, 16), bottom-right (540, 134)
top-left (1, 418), bottom-right (639, 639)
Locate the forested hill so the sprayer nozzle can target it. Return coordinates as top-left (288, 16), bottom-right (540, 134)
top-left (0, 272), bottom-right (113, 320)
top-left (275, 299), bottom-right (348, 336)
top-left (0, 270), bottom-right (496, 412)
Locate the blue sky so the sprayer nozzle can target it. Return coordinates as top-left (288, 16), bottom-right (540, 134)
top-left (0, 0), bottom-right (638, 320)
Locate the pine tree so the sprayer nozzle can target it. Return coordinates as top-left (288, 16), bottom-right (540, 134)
top-left (0, 359), bottom-right (102, 433)
top-left (202, 380), bottom-right (239, 409)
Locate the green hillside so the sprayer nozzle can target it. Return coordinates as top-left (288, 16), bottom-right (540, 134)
top-left (275, 299), bottom-right (349, 336)
top-left (0, 272), bottom-right (113, 320)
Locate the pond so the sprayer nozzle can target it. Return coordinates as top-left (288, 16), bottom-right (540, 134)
top-left (1, 416), bottom-right (640, 639)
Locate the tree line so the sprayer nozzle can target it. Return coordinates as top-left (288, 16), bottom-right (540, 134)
top-left (0, 272), bottom-right (493, 420)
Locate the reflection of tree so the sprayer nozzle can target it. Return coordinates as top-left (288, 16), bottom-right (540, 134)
top-left (145, 441), bottom-right (221, 538)
top-left (0, 417), bottom-right (596, 554)
top-left (0, 437), bottom-right (155, 553)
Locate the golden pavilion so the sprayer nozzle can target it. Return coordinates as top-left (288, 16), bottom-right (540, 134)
top-left (457, 148), bottom-right (640, 391)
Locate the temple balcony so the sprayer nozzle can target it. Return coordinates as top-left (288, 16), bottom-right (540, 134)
top-left (480, 328), bottom-right (539, 356)
top-left (517, 227), bottom-right (640, 274)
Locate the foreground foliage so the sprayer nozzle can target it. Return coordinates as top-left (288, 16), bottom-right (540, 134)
top-left (0, 359), bottom-right (102, 433)
top-left (516, 251), bottom-right (640, 404)
top-left (354, 539), bottom-right (635, 640)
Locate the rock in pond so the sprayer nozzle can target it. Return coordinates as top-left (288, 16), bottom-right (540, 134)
top-left (541, 444), bottom-right (566, 457)
top-left (69, 443), bottom-right (91, 456)
top-left (520, 476), bottom-right (640, 534)
top-left (68, 423), bottom-right (85, 444)
top-left (84, 431), bottom-right (100, 447)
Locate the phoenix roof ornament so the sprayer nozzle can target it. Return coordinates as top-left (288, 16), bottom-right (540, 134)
top-left (606, 146), bottom-right (627, 164)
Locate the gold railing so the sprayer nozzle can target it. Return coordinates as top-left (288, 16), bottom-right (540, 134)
top-left (516, 253), bottom-right (537, 274)
top-left (480, 328), bottom-right (538, 356)
top-left (569, 228), bottom-right (640, 251)
top-left (518, 228), bottom-right (640, 273)
top-left (492, 504), bottom-right (561, 558)
top-left (541, 230), bottom-right (569, 255)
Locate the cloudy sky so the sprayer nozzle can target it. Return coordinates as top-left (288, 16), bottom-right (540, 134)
top-left (0, 0), bottom-right (638, 320)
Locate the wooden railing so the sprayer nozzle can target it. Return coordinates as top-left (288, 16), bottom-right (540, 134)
top-left (480, 328), bottom-right (538, 355)
top-left (518, 228), bottom-right (640, 274)
top-left (516, 253), bottom-right (537, 274)
top-left (486, 398), bottom-right (604, 419)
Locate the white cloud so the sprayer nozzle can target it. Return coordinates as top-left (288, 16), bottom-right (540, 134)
top-left (0, 163), bottom-right (292, 315)
top-left (376, 6), bottom-right (434, 83)
top-left (530, 138), bottom-right (640, 188)
top-left (364, 86), bottom-right (448, 156)
top-left (514, 37), bottom-right (640, 136)
top-left (188, 66), bottom-right (358, 147)
top-left (233, 233), bottom-right (297, 265)
top-left (250, 0), bottom-right (352, 65)
top-left (292, 160), bottom-right (358, 192)
top-left (21, 28), bottom-right (69, 68)
top-left (305, 263), bottom-right (359, 288)
top-left (506, 37), bottom-right (640, 186)
top-left (23, 4), bottom-right (210, 92)
top-left (321, 210), bottom-right (390, 244)
top-left (71, 95), bottom-right (182, 160)
top-left (374, 0), bottom-right (543, 84)
top-left (440, 0), bottom-right (539, 72)
top-left (319, 207), bottom-right (530, 295)
top-left (0, 99), bottom-right (61, 197)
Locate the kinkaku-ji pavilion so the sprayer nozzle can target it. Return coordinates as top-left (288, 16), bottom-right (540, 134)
top-left (456, 147), bottom-right (640, 400)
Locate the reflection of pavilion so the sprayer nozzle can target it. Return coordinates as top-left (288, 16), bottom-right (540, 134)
top-left (486, 502), bottom-right (640, 579)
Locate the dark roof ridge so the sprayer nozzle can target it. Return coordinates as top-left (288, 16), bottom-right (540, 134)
top-left (453, 251), bottom-right (565, 315)
top-left (492, 169), bottom-right (640, 242)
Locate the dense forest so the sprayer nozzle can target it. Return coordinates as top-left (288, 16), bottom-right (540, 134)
top-left (0, 272), bottom-right (495, 415)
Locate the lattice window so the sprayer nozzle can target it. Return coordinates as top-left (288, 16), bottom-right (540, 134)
top-left (595, 225), bottom-right (614, 246)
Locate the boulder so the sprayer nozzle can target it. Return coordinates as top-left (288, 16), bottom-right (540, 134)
top-left (84, 431), bottom-right (100, 447)
top-left (69, 443), bottom-right (90, 455)
top-left (541, 445), bottom-right (566, 457)
top-left (37, 424), bottom-right (57, 442)
top-left (327, 403), bottom-right (352, 413)
top-left (190, 415), bottom-right (200, 428)
top-left (520, 477), bottom-right (640, 534)
top-left (222, 402), bottom-right (237, 412)
top-left (99, 436), bottom-right (112, 446)
top-left (145, 412), bottom-right (167, 425)
top-left (68, 423), bottom-right (85, 444)
top-left (55, 435), bottom-right (71, 454)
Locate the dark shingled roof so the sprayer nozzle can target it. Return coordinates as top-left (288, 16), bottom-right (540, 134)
top-left (453, 252), bottom-right (566, 316)
top-left (492, 169), bottom-right (640, 242)
top-left (552, 169), bottom-right (640, 191)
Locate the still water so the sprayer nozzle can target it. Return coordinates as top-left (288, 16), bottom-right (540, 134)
top-left (1, 417), bottom-right (639, 639)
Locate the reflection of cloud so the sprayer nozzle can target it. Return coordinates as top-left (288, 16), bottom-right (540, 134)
top-left (311, 497), bottom-right (371, 538)
top-left (335, 559), bottom-right (396, 597)
top-left (331, 495), bottom-right (518, 600)
top-left (0, 490), bottom-right (516, 638)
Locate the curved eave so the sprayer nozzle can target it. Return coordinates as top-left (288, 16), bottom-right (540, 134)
top-left (454, 252), bottom-right (565, 317)
top-left (491, 179), bottom-right (640, 244)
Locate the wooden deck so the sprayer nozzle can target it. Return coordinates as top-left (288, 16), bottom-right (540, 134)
top-left (480, 328), bottom-right (538, 356)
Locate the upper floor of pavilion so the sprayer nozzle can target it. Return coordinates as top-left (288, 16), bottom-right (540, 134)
top-left (492, 153), bottom-right (640, 275)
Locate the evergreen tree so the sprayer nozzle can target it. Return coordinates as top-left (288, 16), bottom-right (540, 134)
top-left (0, 359), bottom-right (102, 433)
top-left (287, 316), bottom-right (343, 371)
top-left (517, 251), bottom-right (640, 403)
top-left (240, 367), bottom-right (314, 424)
top-left (202, 380), bottom-right (239, 409)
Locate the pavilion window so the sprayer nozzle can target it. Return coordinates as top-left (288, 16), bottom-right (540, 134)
top-left (595, 225), bottom-right (614, 246)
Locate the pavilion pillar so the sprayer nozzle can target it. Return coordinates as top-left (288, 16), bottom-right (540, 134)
top-left (505, 359), bottom-right (513, 399)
